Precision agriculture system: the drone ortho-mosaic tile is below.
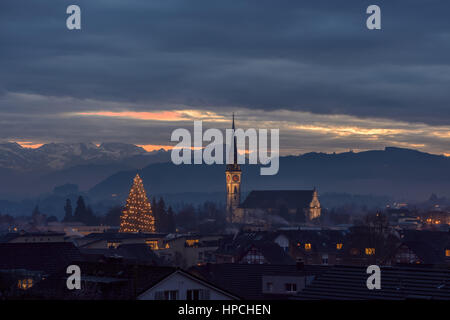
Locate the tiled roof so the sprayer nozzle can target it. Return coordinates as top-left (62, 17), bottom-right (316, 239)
top-left (80, 244), bottom-right (163, 265)
top-left (0, 232), bottom-right (66, 243)
top-left (0, 242), bottom-right (82, 275)
top-left (274, 229), bottom-right (347, 253)
top-left (30, 260), bottom-right (177, 299)
top-left (393, 230), bottom-right (450, 265)
top-left (82, 232), bottom-right (167, 240)
top-left (238, 241), bottom-right (295, 265)
top-left (295, 265), bottom-right (450, 300)
top-left (190, 263), bottom-right (327, 300)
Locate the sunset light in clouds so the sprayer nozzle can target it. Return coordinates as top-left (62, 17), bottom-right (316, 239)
top-left (75, 111), bottom-right (186, 121)
top-left (73, 109), bottom-right (229, 123)
top-left (9, 106), bottom-right (446, 157)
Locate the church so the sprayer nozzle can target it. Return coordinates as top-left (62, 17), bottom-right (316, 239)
top-left (225, 115), bottom-right (321, 225)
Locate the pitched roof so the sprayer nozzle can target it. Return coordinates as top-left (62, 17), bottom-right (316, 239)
top-left (0, 232), bottom-right (66, 243)
top-left (214, 231), bottom-right (295, 264)
top-left (294, 265), bottom-right (450, 300)
top-left (139, 269), bottom-right (240, 300)
top-left (401, 241), bottom-right (446, 265)
top-left (80, 243), bottom-right (163, 265)
top-left (30, 260), bottom-right (177, 299)
top-left (81, 231), bottom-right (167, 241)
top-left (189, 263), bottom-right (327, 300)
top-left (215, 231), bottom-right (269, 256)
top-left (273, 229), bottom-right (347, 253)
top-left (401, 230), bottom-right (450, 247)
top-left (392, 230), bottom-right (450, 265)
top-left (0, 242), bottom-right (82, 275)
top-left (240, 190), bottom-right (315, 209)
top-left (238, 241), bottom-right (295, 265)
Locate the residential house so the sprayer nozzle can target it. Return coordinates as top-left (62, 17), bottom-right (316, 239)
top-left (190, 263), bottom-right (327, 300)
top-left (138, 269), bottom-right (238, 300)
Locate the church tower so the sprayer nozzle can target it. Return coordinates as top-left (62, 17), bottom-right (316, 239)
top-left (226, 114), bottom-right (241, 222)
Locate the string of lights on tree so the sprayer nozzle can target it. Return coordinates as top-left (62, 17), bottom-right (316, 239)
top-left (119, 174), bottom-right (155, 233)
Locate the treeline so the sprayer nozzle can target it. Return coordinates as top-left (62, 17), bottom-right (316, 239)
top-left (19, 196), bottom-right (226, 234)
top-left (152, 197), bottom-right (176, 233)
top-left (175, 201), bottom-right (226, 233)
top-left (102, 199), bottom-right (226, 233)
top-left (80, 196), bottom-right (177, 233)
top-left (63, 196), bottom-right (98, 225)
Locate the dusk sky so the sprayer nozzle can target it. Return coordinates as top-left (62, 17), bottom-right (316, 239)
top-left (1, 0), bottom-right (449, 156)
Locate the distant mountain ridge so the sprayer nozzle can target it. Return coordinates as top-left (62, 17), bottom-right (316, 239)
top-left (0, 142), bottom-right (171, 197)
top-left (0, 142), bottom-right (155, 171)
top-left (88, 147), bottom-right (450, 201)
top-left (0, 144), bottom-right (449, 201)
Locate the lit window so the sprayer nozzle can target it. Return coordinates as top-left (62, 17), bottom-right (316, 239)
top-left (146, 240), bottom-right (159, 250)
top-left (17, 278), bottom-right (33, 290)
top-left (185, 239), bottom-right (199, 247)
top-left (445, 249), bottom-right (450, 257)
top-left (336, 243), bottom-right (343, 250)
top-left (304, 243), bottom-right (311, 250)
top-left (107, 241), bottom-right (120, 249)
top-left (365, 248), bottom-right (376, 255)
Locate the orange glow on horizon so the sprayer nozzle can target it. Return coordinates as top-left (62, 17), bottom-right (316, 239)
top-left (137, 144), bottom-right (174, 152)
top-left (14, 141), bottom-right (44, 149)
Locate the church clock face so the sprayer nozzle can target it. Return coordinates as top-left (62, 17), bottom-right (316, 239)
top-left (232, 174), bottom-right (240, 182)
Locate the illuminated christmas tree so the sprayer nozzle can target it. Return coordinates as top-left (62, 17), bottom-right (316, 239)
top-left (119, 174), bottom-right (155, 233)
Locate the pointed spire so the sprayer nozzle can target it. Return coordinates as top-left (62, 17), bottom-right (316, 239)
top-left (226, 112), bottom-right (241, 171)
top-left (232, 112), bottom-right (235, 130)
top-left (232, 113), bottom-right (237, 165)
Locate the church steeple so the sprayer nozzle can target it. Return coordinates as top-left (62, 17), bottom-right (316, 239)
top-left (226, 113), bottom-right (241, 223)
top-left (232, 113), bottom-right (237, 165)
top-left (227, 113), bottom-right (240, 170)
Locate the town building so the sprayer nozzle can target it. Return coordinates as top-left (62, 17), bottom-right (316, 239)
top-left (225, 115), bottom-right (321, 226)
top-left (190, 263), bottom-right (326, 299)
top-left (138, 269), bottom-right (238, 300)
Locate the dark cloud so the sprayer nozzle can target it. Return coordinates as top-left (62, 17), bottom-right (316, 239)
top-left (0, 0), bottom-right (449, 141)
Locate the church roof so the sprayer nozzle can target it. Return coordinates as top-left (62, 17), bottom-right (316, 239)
top-left (240, 190), bottom-right (316, 209)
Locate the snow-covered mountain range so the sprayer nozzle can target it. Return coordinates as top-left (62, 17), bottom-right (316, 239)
top-left (0, 142), bottom-right (156, 171)
top-left (0, 142), bottom-right (171, 197)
